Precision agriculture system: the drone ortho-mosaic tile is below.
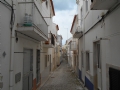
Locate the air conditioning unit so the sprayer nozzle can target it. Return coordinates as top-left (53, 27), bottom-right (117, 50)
top-left (91, 0), bottom-right (120, 10)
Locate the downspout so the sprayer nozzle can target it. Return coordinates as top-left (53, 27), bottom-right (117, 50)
top-left (83, 11), bottom-right (86, 86)
top-left (77, 0), bottom-right (80, 74)
top-left (10, 0), bottom-right (17, 90)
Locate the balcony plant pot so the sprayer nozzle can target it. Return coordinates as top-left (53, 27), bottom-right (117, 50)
top-left (45, 41), bottom-right (49, 44)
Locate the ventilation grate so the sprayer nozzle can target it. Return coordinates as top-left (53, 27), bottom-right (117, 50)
top-left (109, 67), bottom-right (120, 90)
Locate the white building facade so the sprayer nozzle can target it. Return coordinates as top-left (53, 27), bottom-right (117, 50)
top-left (0, 0), bottom-right (57, 90)
top-left (57, 35), bottom-right (63, 63)
top-left (76, 0), bottom-right (120, 90)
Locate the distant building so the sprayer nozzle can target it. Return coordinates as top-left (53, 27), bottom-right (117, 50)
top-left (57, 35), bottom-right (63, 46)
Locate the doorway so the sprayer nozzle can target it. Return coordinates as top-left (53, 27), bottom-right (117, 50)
top-left (23, 49), bottom-right (33, 90)
top-left (36, 50), bottom-right (40, 84)
top-left (94, 41), bottom-right (102, 90)
top-left (50, 55), bottom-right (51, 71)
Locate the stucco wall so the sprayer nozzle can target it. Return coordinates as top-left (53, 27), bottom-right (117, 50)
top-left (0, 3), bottom-right (11, 90)
top-left (14, 34), bottom-right (39, 90)
top-left (78, 1), bottom-right (120, 89)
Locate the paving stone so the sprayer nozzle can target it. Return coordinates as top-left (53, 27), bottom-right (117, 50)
top-left (40, 60), bottom-right (83, 90)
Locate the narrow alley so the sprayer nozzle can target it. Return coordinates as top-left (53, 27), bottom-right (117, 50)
top-left (40, 59), bottom-right (83, 90)
top-left (0, 0), bottom-right (120, 90)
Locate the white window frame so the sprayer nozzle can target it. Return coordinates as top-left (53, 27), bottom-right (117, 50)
top-left (45, 55), bottom-right (47, 67)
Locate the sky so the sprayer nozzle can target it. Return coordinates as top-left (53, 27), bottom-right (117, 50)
top-left (52, 0), bottom-right (77, 45)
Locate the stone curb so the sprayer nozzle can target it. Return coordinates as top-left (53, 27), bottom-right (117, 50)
top-left (70, 66), bottom-right (88, 90)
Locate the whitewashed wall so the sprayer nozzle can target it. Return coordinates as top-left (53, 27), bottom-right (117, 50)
top-left (71, 16), bottom-right (78, 34)
top-left (0, 2), bottom-right (12, 90)
top-left (14, 35), bottom-right (39, 90)
top-left (78, 0), bottom-right (120, 89)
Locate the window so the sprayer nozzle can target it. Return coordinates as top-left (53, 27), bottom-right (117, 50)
top-left (51, 34), bottom-right (55, 45)
top-left (36, 50), bottom-right (40, 83)
top-left (45, 55), bottom-right (47, 67)
top-left (46, 0), bottom-right (48, 8)
top-left (48, 55), bottom-right (49, 61)
top-left (74, 55), bottom-right (76, 66)
top-left (97, 43), bottom-right (101, 69)
top-left (81, 51), bottom-right (84, 67)
top-left (81, 8), bottom-right (83, 26)
top-left (86, 51), bottom-right (90, 71)
top-left (50, 55), bottom-right (51, 61)
top-left (86, 0), bottom-right (88, 12)
top-left (56, 47), bottom-right (58, 53)
top-left (109, 68), bottom-right (120, 90)
top-left (49, 55), bottom-right (51, 71)
top-left (91, 0), bottom-right (93, 3)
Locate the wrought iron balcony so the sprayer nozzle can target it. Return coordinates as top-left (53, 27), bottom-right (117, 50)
top-left (43, 33), bottom-right (55, 48)
top-left (73, 26), bottom-right (83, 38)
top-left (70, 41), bottom-right (77, 51)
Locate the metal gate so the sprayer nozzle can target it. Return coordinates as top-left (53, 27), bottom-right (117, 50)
top-left (109, 68), bottom-right (120, 90)
top-left (23, 49), bottom-right (33, 90)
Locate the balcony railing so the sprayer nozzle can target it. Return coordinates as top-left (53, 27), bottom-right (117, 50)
top-left (17, 1), bottom-right (48, 41)
top-left (43, 33), bottom-right (55, 48)
top-left (73, 26), bottom-right (83, 38)
top-left (70, 41), bottom-right (77, 51)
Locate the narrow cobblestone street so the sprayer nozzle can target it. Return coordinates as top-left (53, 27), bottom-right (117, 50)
top-left (40, 59), bottom-right (83, 90)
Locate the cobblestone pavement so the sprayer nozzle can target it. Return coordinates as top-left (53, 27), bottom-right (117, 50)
top-left (40, 60), bottom-right (84, 90)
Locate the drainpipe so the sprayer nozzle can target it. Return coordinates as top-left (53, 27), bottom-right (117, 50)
top-left (83, 12), bottom-right (86, 86)
top-left (9, 0), bottom-right (17, 90)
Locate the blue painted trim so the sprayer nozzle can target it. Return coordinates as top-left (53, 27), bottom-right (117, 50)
top-left (85, 76), bottom-right (94, 90)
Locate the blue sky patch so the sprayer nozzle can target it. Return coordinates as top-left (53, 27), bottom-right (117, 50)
top-left (53, 0), bottom-right (76, 11)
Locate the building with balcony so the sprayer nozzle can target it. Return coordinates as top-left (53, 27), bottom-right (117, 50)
top-left (0, 0), bottom-right (57, 90)
top-left (70, 15), bottom-right (80, 77)
top-left (41, 22), bottom-right (59, 77)
top-left (43, 33), bottom-right (55, 48)
top-left (17, 0), bottom-right (48, 41)
top-left (70, 15), bottom-right (83, 38)
top-left (65, 38), bottom-right (73, 67)
top-left (65, 37), bottom-right (78, 76)
top-left (56, 35), bottom-right (63, 64)
top-left (69, 39), bottom-right (77, 51)
top-left (76, 0), bottom-right (120, 90)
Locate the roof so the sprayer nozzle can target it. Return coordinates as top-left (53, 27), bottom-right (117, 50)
top-left (50, 0), bottom-right (55, 16)
top-left (70, 15), bottom-right (77, 33)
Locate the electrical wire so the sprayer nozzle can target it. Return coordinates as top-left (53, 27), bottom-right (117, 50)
top-left (0, 0), bottom-right (15, 30)
top-left (4, 0), bottom-right (12, 7)
top-left (0, 0), bottom-right (12, 7)
top-left (9, 0), bottom-right (15, 30)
